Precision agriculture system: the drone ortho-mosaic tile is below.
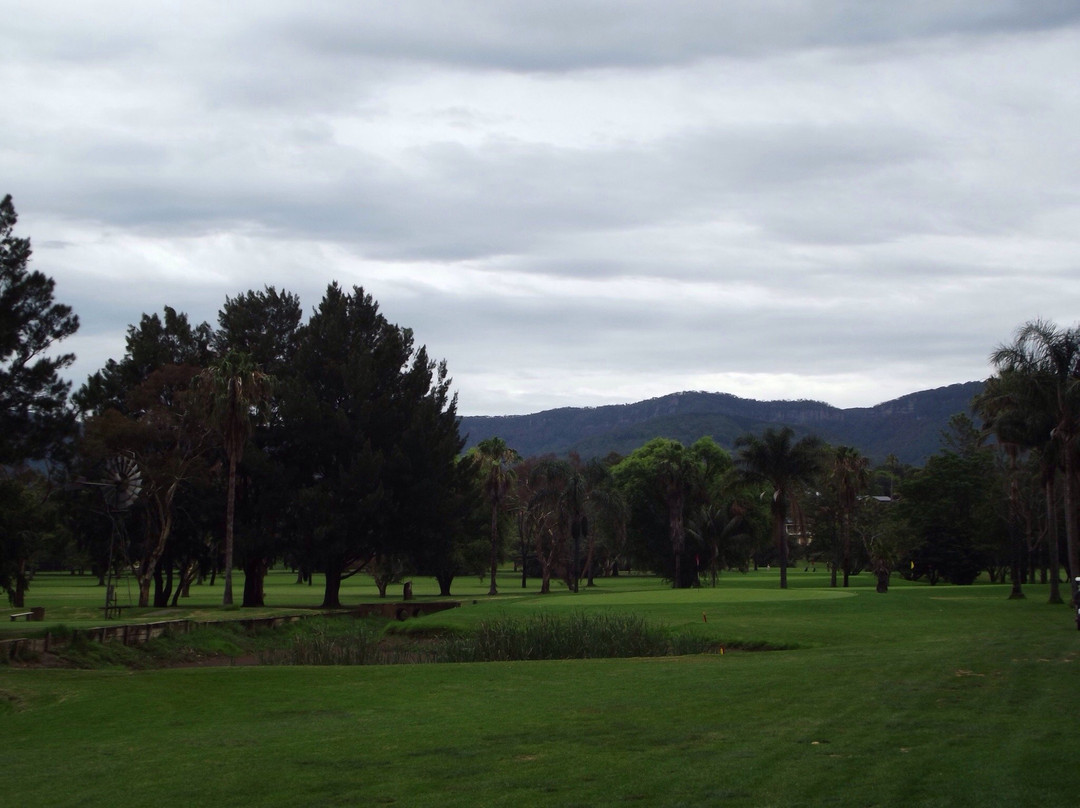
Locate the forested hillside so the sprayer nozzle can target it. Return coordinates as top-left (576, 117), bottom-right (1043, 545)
top-left (459, 382), bottom-right (985, 465)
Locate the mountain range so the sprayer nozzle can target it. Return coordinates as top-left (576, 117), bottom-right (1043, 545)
top-left (458, 381), bottom-right (986, 466)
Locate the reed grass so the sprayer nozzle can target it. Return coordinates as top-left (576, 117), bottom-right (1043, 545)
top-left (439, 611), bottom-right (715, 662)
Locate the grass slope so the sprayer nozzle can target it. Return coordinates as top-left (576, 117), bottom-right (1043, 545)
top-left (2, 570), bottom-right (1078, 807)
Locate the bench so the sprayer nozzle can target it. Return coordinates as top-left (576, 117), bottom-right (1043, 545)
top-left (100, 605), bottom-right (128, 619)
top-left (9, 607), bottom-right (45, 622)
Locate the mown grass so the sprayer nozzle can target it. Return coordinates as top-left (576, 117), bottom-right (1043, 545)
top-left (2, 569), bottom-right (1079, 807)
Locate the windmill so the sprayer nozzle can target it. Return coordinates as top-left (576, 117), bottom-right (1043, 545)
top-left (102, 454), bottom-right (143, 512)
top-left (86, 454), bottom-right (143, 617)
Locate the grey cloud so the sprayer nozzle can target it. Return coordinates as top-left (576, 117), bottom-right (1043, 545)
top-left (7, 1), bottom-right (1080, 417)
top-left (278, 1), bottom-right (1080, 72)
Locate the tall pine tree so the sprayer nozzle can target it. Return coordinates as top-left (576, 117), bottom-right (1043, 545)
top-left (0, 194), bottom-right (79, 467)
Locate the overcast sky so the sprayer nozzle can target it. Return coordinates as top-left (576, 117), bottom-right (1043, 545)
top-left (5, 1), bottom-right (1080, 415)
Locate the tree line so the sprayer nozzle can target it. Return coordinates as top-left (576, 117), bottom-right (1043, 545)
top-left (2, 193), bottom-right (1079, 627)
top-left (473, 378), bottom-right (1074, 618)
top-left (3, 195), bottom-right (485, 608)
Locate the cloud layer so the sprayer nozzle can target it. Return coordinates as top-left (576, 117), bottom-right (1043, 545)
top-left (5, 2), bottom-right (1080, 414)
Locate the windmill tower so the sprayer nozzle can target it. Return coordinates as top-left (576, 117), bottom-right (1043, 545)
top-left (98, 454), bottom-right (142, 617)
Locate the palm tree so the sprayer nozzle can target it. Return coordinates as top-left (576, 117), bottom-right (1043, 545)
top-left (528, 456), bottom-right (586, 592)
top-left (517, 457), bottom-right (562, 594)
top-left (653, 442), bottom-right (704, 589)
top-left (991, 320), bottom-right (1080, 618)
top-left (831, 445), bottom-right (870, 587)
top-left (736, 427), bottom-right (824, 589)
top-left (977, 365), bottom-right (1065, 603)
top-left (197, 350), bottom-right (273, 605)
top-left (524, 454), bottom-right (615, 591)
top-left (581, 460), bottom-right (627, 587)
top-left (474, 437), bottom-right (520, 596)
top-left (1034, 442), bottom-right (1065, 604)
top-left (689, 478), bottom-right (758, 586)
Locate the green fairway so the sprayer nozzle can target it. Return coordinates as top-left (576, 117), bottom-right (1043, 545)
top-left (2, 571), bottom-right (1078, 807)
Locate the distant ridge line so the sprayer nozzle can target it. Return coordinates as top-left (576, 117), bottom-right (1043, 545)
top-left (458, 381), bottom-right (985, 466)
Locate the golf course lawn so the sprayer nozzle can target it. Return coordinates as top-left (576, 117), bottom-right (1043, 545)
top-left (2, 569), bottom-right (1078, 807)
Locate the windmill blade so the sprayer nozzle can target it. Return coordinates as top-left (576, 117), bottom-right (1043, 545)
top-left (103, 454), bottom-right (142, 511)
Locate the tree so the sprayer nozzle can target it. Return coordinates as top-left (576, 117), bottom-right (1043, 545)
top-left (282, 284), bottom-right (461, 609)
top-left (215, 287), bottom-right (303, 606)
top-left (75, 306), bottom-right (212, 417)
top-left (613, 438), bottom-right (718, 588)
top-left (526, 453), bottom-right (625, 592)
top-left (990, 319), bottom-right (1080, 620)
top-left (653, 442), bottom-right (704, 589)
top-left (830, 445), bottom-right (870, 587)
top-left (472, 437), bottom-right (521, 595)
top-left (578, 457), bottom-right (627, 587)
top-left (735, 427), bottom-right (824, 589)
top-left (515, 455), bottom-right (562, 594)
top-left (214, 286), bottom-right (302, 375)
top-left (854, 496), bottom-right (910, 593)
top-left (872, 454), bottom-right (912, 499)
top-left (979, 353), bottom-right (1068, 604)
top-left (974, 376), bottom-right (1043, 599)
top-left (410, 452), bottom-right (488, 597)
top-left (195, 350), bottom-right (273, 605)
top-left (898, 450), bottom-right (998, 586)
top-left (81, 364), bottom-right (214, 606)
top-left (689, 483), bottom-right (763, 583)
top-left (0, 470), bottom-right (69, 606)
top-left (0, 194), bottom-right (79, 467)
top-left (74, 306), bottom-right (216, 606)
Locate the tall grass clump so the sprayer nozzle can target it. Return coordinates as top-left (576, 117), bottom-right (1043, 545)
top-left (265, 620), bottom-right (386, 666)
top-left (440, 611), bottom-right (715, 663)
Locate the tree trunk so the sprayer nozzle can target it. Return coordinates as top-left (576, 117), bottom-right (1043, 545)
top-left (1009, 475), bottom-right (1025, 600)
top-left (135, 486), bottom-right (177, 607)
top-left (842, 516), bottom-right (851, 588)
top-left (519, 532), bottom-right (528, 589)
top-left (488, 501), bottom-right (499, 596)
top-left (137, 576), bottom-right (152, 608)
top-left (321, 561), bottom-right (343, 609)
top-left (776, 508), bottom-right (788, 589)
top-left (875, 561), bottom-right (890, 593)
top-left (154, 563), bottom-right (173, 608)
top-left (1063, 439), bottom-right (1080, 627)
top-left (12, 559), bottom-right (27, 608)
top-left (171, 562), bottom-right (198, 607)
top-left (669, 500), bottom-right (685, 589)
top-left (572, 520), bottom-right (581, 593)
top-left (1047, 477), bottom-right (1064, 604)
top-left (170, 573), bottom-right (185, 607)
top-left (585, 531), bottom-right (597, 587)
top-left (223, 454), bottom-right (237, 605)
top-left (242, 557), bottom-right (266, 607)
top-left (436, 573), bottom-right (453, 597)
